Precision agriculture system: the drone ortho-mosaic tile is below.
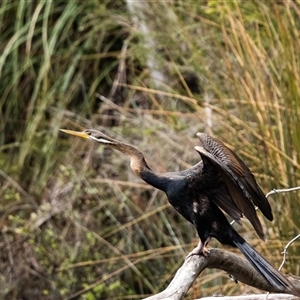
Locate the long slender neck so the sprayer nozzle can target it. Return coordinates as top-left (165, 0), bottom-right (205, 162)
top-left (110, 141), bottom-right (169, 191)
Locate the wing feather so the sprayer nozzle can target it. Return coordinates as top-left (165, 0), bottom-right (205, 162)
top-left (195, 133), bottom-right (273, 240)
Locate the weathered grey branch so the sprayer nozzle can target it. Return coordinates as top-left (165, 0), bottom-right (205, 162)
top-left (200, 295), bottom-right (299, 300)
top-left (143, 248), bottom-right (300, 300)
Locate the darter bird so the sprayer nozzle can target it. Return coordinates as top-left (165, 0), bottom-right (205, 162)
top-left (60, 128), bottom-right (295, 293)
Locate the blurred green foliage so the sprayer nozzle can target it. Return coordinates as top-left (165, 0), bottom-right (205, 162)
top-left (0, 1), bottom-right (299, 299)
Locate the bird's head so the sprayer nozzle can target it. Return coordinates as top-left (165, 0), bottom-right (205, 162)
top-left (60, 129), bottom-right (116, 145)
top-left (60, 128), bottom-right (149, 176)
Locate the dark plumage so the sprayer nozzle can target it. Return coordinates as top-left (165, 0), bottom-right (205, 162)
top-left (60, 128), bottom-right (294, 292)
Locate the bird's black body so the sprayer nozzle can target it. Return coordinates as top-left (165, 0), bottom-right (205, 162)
top-left (138, 134), bottom-right (291, 290)
top-left (60, 128), bottom-right (295, 293)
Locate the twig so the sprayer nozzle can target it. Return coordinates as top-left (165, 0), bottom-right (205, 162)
top-left (278, 234), bottom-right (300, 272)
top-left (266, 186), bottom-right (300, 198)
top-left (265, 186), bottom-right (300, 271)
top-left (230, 186), bottom-right (300, 226)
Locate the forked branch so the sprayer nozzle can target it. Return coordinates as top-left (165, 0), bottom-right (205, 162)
top-left (143, 248), bottom-right (300, 300)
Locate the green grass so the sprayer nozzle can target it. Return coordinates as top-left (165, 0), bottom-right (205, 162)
top-left (0, 1), bottom-right (299, 299)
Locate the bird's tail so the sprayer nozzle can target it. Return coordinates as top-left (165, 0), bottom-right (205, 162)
top-left (233, 233), bottom-right (293, 292)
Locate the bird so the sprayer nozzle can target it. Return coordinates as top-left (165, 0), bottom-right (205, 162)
top-left (60, 128), bottom-right (294, 292)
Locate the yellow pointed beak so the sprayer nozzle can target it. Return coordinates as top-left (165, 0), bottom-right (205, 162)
top-left (60, 129), bottom-right (89, 139)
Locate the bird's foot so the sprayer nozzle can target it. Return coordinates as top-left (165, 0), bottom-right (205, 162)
top-left (185, 238), bottom-right (210, 260)
top-left (186, 246), bottom-right (210, 259)
top-left (202, 246), bottom-right (210, 257)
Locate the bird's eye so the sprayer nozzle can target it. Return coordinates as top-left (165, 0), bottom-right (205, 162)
top-left (84, 130), bottom-right (92, 135)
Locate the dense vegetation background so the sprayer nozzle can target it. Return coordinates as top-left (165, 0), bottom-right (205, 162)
top-left (1, 1), bottom-right (300, 299)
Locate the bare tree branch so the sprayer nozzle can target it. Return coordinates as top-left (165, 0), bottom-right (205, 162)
top-left (143, 248), bottom-right (300, 300)
top-left (199, 294), bottom-right (299, 300)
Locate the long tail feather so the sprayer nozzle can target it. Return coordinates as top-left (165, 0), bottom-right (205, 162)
top-left (233, 234), bottom-right (293, 291)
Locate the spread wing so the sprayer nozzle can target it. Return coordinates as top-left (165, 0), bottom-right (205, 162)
top-left (195, 132), bottom-right (273, 240)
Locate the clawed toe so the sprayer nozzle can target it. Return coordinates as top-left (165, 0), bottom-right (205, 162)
top-left (202, 246), bottom-right (210, 257)
top-left (185, 239), bottom-right (210, 260)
